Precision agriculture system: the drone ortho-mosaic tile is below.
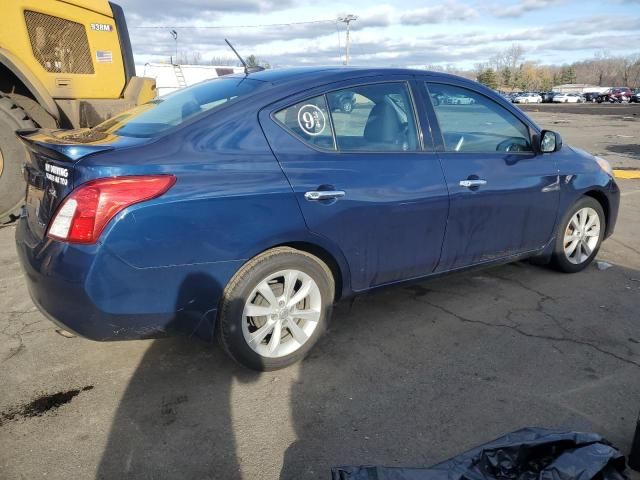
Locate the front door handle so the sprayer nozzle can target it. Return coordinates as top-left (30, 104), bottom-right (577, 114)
top-left (459, 179), bottom-right (487, 188)
top-left (304, 190), bottom-right (346, 201)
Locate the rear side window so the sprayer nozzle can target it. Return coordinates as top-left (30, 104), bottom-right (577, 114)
top-left (274, 95), bottom-right (335, 150)
top-left (92, 77), bottom-right (264, 138)
top-left (327, 82), bottom-right (419, 152)
top-left (427, 83), bottom-right (532, 153)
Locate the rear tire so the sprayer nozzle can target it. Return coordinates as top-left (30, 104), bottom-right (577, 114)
top-left (550, 197), bottom-right (605, 273)
top-left (217, 247), bottom-right (334, 371)
top-left (0, 95), bottom-right (36, 224)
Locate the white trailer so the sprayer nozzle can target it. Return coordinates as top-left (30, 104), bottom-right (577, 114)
top-left (136, 63), bottom-right (245, 96)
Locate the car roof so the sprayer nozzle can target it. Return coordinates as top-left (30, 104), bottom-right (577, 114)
top-left (226, 66), bottom-right (459, 86)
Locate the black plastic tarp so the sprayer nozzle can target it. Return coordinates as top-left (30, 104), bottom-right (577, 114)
top-left (332, 428), bottom-right (627, 480)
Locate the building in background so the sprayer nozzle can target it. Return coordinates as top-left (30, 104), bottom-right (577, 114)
top-left (552, 83), bottom-right (609, 94)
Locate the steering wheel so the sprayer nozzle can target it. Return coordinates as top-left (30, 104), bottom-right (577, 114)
top-left (496, 138), bottom-right (529, 152)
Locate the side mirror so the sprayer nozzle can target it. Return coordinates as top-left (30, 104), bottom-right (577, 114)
top-left (540, 130), bottom-right (562, 153)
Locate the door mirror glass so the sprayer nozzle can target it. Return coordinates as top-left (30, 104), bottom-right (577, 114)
top-left (540, 130), bottom-right (562, 153)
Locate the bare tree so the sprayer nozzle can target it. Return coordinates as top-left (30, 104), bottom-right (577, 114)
top-left (592, 50), bottom-right (612, 86)
top-left (209, 56), bottom-right (237, 66)
top-left (176, 50), bottom-right (203, 65)
top-left (618, 54), bottom-right (640, 88)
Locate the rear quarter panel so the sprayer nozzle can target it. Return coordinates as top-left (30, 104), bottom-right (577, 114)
top-left (80, 108), bottom-right (306, 267)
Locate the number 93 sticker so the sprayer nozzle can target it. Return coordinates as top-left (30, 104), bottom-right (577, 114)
top-left (297, 104), bottom-right (326, 136)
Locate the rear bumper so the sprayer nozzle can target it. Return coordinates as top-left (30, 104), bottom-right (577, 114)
top-left (15, 219), bottom-right (240, 341)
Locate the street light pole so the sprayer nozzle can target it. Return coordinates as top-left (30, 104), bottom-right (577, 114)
top-left (338, 14), bottom-right (358, 65)
top-left (170, 29), bottom-right (178, 64)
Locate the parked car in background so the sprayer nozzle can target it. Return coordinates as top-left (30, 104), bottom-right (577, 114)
top-left (444, 94), bottom-right (476, 105)
top-left (15, 67), bottom-right (620, 371)
top-left (540, 92), bottom-right (555, 103)
top-left (583, 92), bottom-right (599, 103)
top-left (597, 87), bottom-right (632, 103)
top-left (328, 91), bottom-right (356, 113)
top-left (509, 92), bottom-right (522, 102)
top-left (513, 92), bottom-right (542, 103)
top-left (552, 93), bottom-right (584, 103)
top-left (628, 90), bottom-right (639, 103)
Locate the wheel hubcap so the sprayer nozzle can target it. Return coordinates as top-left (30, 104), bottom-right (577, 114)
top-left (242, 269), bottom-right (321, 358)
top-left (563, 207), bottom-right (600, 264)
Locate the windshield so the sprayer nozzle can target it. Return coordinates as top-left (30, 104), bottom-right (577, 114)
top-left (92, 77), bottom-right (264, 138)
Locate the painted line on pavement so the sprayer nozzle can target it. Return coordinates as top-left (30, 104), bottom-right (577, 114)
top-left (614, 170), bottom-right (640, 179)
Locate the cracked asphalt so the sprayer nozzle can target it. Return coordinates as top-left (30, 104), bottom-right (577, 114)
top-left (1, 115), bottom-right (639, 478)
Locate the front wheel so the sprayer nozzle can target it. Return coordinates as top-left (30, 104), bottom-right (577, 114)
top-left (217, 247), bottom-right (334, 371)
top-left (551, 197), bottom-right (605, 273)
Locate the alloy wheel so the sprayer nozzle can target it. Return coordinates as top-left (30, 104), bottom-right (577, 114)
top-left (242, 269), bottom-right (322, 358)
top-left (563, 207), bottom-right (600, 264)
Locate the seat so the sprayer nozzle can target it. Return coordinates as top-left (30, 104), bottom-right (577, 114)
top-left (363, 101), bottom-right (404, 147)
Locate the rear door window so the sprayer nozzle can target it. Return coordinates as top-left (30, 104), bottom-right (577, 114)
top-left (327, 82), bottom-right (419, 152)
top-left (274, 95), bottom-right (335, 150)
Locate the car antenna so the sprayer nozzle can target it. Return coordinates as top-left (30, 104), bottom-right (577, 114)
top-left (224, 38), bottom-right (264, 75)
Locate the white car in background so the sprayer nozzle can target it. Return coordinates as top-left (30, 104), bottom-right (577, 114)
top-left (513, 92), bottom-right (542, 103)
top-left (445, 94), bottom-right (476, 105)
top-left (552, 93), bottom-right (584, 103)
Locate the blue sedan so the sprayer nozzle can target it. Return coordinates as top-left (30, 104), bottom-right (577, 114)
top-left (15, 67), bottom-right (620, 370)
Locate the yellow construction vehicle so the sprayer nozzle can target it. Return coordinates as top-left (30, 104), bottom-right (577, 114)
top-left (0, 0), bottom-right (156, 222)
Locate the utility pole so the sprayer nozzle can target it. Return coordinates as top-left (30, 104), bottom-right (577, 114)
top-left (170, 29), bottom-right (178, 64)
top-left (338, 14), bottom-right (358, 65)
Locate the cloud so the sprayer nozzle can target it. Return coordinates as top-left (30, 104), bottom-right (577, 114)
top-left (534, 33), bottom-right (640, 51)
top-left (354, 6), bottom-right (394, 28)
top-left (491, 0), bottom-right (565, 18)
top-left (400, 1), bottom-right (478, 24)
top-left (118, 0), bottom-right (294, 21)
top-left (124, 1), bottom-right (640, 70)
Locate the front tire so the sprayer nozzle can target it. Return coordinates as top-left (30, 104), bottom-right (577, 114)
top-left (217, 247), bottom-right (334, 371)
top-left (551, 197), bottom-right (605, 273)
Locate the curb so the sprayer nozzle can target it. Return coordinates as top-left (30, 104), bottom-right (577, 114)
top-left (613, 170), bottom-right (640, 179)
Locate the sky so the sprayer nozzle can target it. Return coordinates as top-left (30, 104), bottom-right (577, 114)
top-left (118, 0), bottom-right (640, 69)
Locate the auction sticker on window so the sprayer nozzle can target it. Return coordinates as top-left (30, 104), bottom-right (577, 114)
top-left (297, 104), bottom-right (326, 136)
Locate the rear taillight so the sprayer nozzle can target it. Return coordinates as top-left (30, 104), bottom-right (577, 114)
top-left (48, 175), bottom-right (176, 244)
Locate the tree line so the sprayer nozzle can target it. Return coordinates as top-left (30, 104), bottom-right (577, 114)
top-left (427, 45), bottom-right (640, 91)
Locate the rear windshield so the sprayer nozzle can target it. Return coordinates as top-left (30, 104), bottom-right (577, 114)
top-left (92, 77), bottom-right (263, 138)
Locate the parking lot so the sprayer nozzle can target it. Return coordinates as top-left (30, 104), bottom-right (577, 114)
top-left (521, 103), bottom-right (640, 169)
top-left (1, 106), bottom-right (639, 480)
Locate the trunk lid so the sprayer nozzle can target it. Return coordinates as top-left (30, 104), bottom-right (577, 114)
top-left (18, 128), bottom-right (115, 240)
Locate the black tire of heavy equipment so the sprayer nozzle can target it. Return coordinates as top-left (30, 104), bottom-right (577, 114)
top-left (0, 95), bottom-right (36, 224)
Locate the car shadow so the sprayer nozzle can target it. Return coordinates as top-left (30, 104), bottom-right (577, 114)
top-left (96, 273), bottom-right (261, 480)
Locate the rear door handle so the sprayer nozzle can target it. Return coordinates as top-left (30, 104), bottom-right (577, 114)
top-left (304, 190), bottom-right (346, 201)
top-left (459, 179), bottom-right (487, 188)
